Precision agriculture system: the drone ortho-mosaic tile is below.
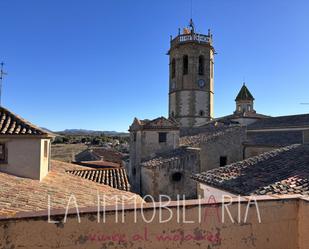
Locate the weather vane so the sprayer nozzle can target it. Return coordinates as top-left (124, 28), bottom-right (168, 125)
top-left (0, 62), bottom-right (8, 106)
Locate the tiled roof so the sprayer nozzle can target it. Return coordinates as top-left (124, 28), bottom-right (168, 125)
top-left (246, 131), bottom-right (303, 146)
top-left (180, 125), bottom-right (242, 147)
top-left (216, 112), bottom-right (269, 124)
top-left (248, 113), bottom-right (309, 130)
top-left (75, 148), bottom-right (123, 164)
top-left (0, 160), bottom-right (143, 218)
top-left (66, 168), bottom-right (130, 191)
top-left (192, 144), bottom-right (309, 196)
top-left (129, 117), bottom-right (179, 131)
top-left (74, 160), bottom-right (121, 168)
top-left (141, 147), bottom-right (199, 168)
top-left (235, 84), bottom-right (254, 101)
top-left (0, 106), bottom-right (52, 136)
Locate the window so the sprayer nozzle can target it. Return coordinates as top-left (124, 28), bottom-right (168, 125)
top-left (133, 132), bottom-right (137, 142)
top-left (132, 168), bottom-right (136, 176)
top-left (44, 141), bottom-right (49, 158)
top-left (199, 110), bottom-right (205, 117)
top-left (171, 58), bottom-right (176, 78)
top-left (171, 111), bottom-right (175, 117)
top-left (183, 55), bottom-right (188, 75)
top-left (198, 55), bottom-right (204, 75)
top-left (220, 156), bottom-right (227, 167)
top-left (248, 105), bottom-right (251, 111)
top-left (238, 105), bottom-right (241, 112)
top-left (0, 143), bottom-right (7, 163)
top-left (158, 132), bottom-right (167, 143)
top-left (171, 172), bottom-right (182, 182)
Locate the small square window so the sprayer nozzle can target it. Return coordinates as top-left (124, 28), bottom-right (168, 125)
top-left (159, 132), bottom-right (167, 143)
top-left (220, 156), bottom-right (227, 167)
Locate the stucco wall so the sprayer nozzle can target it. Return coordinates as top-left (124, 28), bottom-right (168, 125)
top-left (0, 137), bottom-right (49, 180)
top-left (197, 183), bottom-right (237, 200)
top-left (40, 139), bottom-right (50, 179)
top-left (0, 196), bottom-right (306, 249)
top-left (298, 197), bottom-right (309, 249)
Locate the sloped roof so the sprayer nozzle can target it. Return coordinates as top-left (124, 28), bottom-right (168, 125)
top-left (0, 160), bottom-right (143, 218)
top-left (141, 147), bottom-right (199, 168)
top-left (246, 131), bottom-right (303, 147)
top-left (75, 148), bottom-right (123, 164)
top-left (216, 113), bottom-right (269, 124)
top-left (235, 84), bottom-right (254, 101)
top-left (248, 113), bottom-right (309, 130)
top-left (0, 106), bottom-right (53, 137)
top-left (180, 125), bottom-right (243, 147)
top-left (74, 160), bottom-right (121, 168)
top-left (192, 144), bottom-right (309, 196)
top-left (129, 116), bottom-right (179, 131)
top-left (66, 168), bottom-right (130, 191)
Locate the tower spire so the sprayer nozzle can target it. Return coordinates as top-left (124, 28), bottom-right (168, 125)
top-left (189, 0), bottom-right (195, 33)
top-left (0, 62), bottom-right (7, 106)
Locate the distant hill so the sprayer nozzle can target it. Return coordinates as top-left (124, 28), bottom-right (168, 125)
top-left (55, 129), bottom-right (129, 136)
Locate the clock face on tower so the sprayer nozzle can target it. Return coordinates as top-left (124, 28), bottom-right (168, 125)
top-left (198, 79), bottom-right (205, 88)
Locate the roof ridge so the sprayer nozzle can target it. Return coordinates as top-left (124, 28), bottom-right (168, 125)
top-left (197, 144), bottom-right (301, 177)
top-left (180, 125), bottom-right (242, 147)
top-left (235, 84), bottom-right (254, 101)
top-left (0, 106), bottom-right (53, 136)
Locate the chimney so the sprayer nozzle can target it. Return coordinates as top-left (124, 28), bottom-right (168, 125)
top-left (303, 130), bottom-right (309, 144)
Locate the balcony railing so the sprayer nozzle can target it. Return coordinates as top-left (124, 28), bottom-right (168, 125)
top-left (171, 33), bottom-right (212, 47)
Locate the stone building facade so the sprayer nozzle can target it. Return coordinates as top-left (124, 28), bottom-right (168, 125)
top-left (168, 20), bottom-right (215, 127)
top-left (140, 147), bottom-right (200, 201)
top-left (128, 117), bottom-right (180, 193)
top-left (128, 19), bottom-right (309, 201)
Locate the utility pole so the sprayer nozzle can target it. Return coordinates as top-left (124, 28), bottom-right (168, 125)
top-left (0, 62), bottom-right (7, 106)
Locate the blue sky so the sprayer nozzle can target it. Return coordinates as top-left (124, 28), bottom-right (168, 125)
top-left (1, 0), bottom-right (309, 132)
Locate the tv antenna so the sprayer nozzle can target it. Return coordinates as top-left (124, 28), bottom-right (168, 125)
top-left (190, 0), bottom-right (193, 20)
top-left (0, 62), bottom-right (7, 106)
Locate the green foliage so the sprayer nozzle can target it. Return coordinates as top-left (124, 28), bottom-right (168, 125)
top-left (52, 134), bottom-right (129, 146)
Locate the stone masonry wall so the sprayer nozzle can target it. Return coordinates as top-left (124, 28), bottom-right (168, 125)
top-left (141, 148), bottom-right (200, 201)
top-left (200, 127), bottom-right (246, 172)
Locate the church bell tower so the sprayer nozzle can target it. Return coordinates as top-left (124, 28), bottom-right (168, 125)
top-left (168, 19), bottom-right (215, 127)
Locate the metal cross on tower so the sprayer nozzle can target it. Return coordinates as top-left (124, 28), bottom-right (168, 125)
top-left (0, 62), bottom-right (7, 106)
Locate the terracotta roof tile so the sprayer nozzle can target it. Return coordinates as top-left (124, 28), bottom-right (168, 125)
top-left (130, 116), bottom-right (179, 131)
top-left (248, 113), bottom-right (309, 130)
top-left (180, 125), bottom-right (243, 147)
top-left (246, 131), bottom-right (303, 146)
top-left (0, 106), bottom-right (52, 136)
top-left (75, 148), bottom-right (123, 164)
top-left (0, 160), bottom-right (143, 218)
top-left (192, 144), bottom-right (309, 196)
top-left (141, 147), bottom-right (199, 168)
top-left (66, 168), bottom-right (130, 191)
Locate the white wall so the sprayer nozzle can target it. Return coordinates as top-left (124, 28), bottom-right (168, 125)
top-left (0, 137), bottom-right (50, 180)
top-left (198, 183), bottom-right (236, 200)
